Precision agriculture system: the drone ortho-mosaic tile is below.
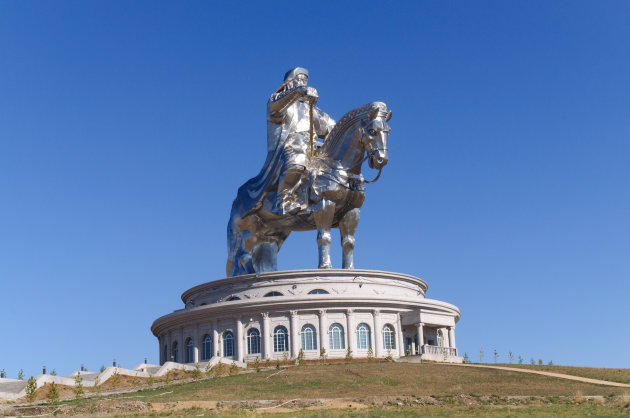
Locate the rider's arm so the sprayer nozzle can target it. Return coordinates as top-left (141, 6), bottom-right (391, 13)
top-left (314, 108), bottom-right (336, 139)
top-left (267, 86), bottom-right (312, 122)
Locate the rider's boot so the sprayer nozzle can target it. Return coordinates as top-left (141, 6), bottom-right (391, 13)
top-left (272, 167), bottom-right (305, 215)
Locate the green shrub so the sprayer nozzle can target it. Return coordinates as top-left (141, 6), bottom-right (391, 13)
top-left (254, 356), bottom-right (261, 372)
top-left (46, 382), bottom-right (59, 404)
top-left (74, 372), bottom-right (84, 399)
top-left (345, 348), bottom-right (353, 362)
top-left (192, 364), bottom-right (202, 380)
top-left (17, 369), bottom-right (24, 380)
top-left (229, 362), bottom-right (239, 376)
top-left (25, 376), bottom-right (37, 402)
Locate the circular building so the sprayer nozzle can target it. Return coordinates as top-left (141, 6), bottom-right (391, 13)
top-left (151, 269), bottom-right (462, 364)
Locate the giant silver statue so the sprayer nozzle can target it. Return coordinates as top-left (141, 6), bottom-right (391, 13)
top-left (227, 68), bottom-right (391, 277)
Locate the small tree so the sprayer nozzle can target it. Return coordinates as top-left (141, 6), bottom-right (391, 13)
top-left (50, 369), bottom-right (57, 376)
top-left (253, 356), bottom-right (261, 372)
top-left (275, 360), bottom-right (281, 370)
top-left (111, 369), bottom-right (121, 388)
top-left (74, 372), bottom-right (84, 399)
top-left (100, 365), bottom-right (105, 373)
top-left (264, 357), bottom-right (271, 368)
top-left (297, 348), bottom-right (305, 364)
top-left (192, 364), bottom-right (202, 380)
top-left (229, 362), bottom-right (239, 376)
top-left (46, 382), bottom-right (59, 404)
top-left (345, 348), bottom-right (353, 362)
top-left (493, 350), bottom-right (499, 364)
top-left (479, 348), bottom-right (484, 363)
top-left (94, 376), bottom-right (102, 397)
top-left (319, 347), bottom-right (327, 360)
top-left (147, 375), bottom-right (155, 388)
top-left (385, 349), bottom-right (393, 362)
top-left (17, 369), bottom-right (24, 380)
top-left (463, 352), bottom-right (470, 363)
top-left (530, 358), bottom-right (535, 365)
top-left (25, 376), bottom-right (37, 402)
top-left (518, 355), bottom-right (523, 364)
top-left (508, 351), bottom-right (514, 364)
top-left (367, 347), bottom-right (374, 360)
top-left (548, 360), bottom-right (553, 366)
top-left (538, 359), bottom-right (543, 366)
top-left (282, 351), bottom-right (289, 362)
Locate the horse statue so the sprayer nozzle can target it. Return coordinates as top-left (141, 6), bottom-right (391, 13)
top-left (227, 101), bottom-right (391, 277)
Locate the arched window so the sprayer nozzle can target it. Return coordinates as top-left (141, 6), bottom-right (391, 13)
top-left (301, 324), bottom-right (317, 351)
top-left (185, 337), bottom-right (193, 363)
top-left (247, 328), bottom-right (261, 354)
top-left (308, 289), bottom-right (329, 295)
top-left (226, 296), bottom-right (241, 301)
top-left (223, 331), bottom-right (234, 357)
top-left (329, 323), bottom-right (345, 350)
top-left (264, 291), bottom-right (283, 297)
top-left (356, 323), bottom-right (371, 350)
top-left (172, 341), bottom-right (179, 363)
top-left (202, 334), bottom-right (212, 360)
top-left (383, 324), bottom-right (396, 350)
top-left (273, 326), bottom-right (289, 353)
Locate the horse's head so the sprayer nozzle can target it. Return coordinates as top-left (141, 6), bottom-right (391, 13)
top-left (362, 103), bottom-right (392, 170)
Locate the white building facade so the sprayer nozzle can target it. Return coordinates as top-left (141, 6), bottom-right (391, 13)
top-left (151, 269), bottom-right (462, 364)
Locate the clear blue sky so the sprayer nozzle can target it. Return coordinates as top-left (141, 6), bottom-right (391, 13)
top-left (1, 1), bottom-right (628, 378)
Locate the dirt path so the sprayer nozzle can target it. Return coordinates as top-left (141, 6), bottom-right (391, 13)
top-left (450, 363), bottom-right (630, 388)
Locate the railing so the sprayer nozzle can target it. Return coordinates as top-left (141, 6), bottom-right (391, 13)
top-left (422, 345), bottom-right (457, 357)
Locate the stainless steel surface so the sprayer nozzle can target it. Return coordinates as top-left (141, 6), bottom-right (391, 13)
top-left (227, 68), bottom-right (392, 277)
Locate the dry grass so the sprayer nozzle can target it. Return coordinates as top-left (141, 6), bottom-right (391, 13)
top-left (7, 363), bottom-right (630, 417)
top-left (118, 362), bottom-right (630, 403)
top-left (497, 363), bottom-right (630, 384)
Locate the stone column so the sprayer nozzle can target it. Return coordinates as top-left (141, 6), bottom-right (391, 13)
top-left (290, 311), bottom-right (299, 358)
top-left (346, 309), bottom-right (355, 354)
top-left (167, 331), bottom-right (172, 362)
top-left (180, 327), bottom-right (186, 363)
top-left (372, 310), bottom-right (382, 358)
top-left (262, 313), bottom-right (270, 359)
top-left (193, 323), bottom-right (199, 363)
top-left (212, 320), bottom-right (219, 358)
top-left (159, 335), bottom-right (164, 365)
top-left (397, 314), bottom-right (405, 357)
top-left (416, 323), bottom-right (424, 355)
top-left (448, 326), bottom-right (456, 352)
top-left (318, 309), bottom-right (327, 354)
top-left (235, 317), bottom-right (244, 362)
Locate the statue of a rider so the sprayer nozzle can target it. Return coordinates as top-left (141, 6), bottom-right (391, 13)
top-left (267, 67), bottom-right (335, 215)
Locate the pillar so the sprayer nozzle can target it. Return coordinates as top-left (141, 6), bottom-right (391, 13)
top-left (448, 326), bottom-right (456, 352)
top-left (167, 331), bottom-right (173, 362)
top-left (373, 310), bottom-right (382, 358)
top-left (180, 327), bottom-right (185, 363)
top-left (397, 314), bottom-right (405, 357)
top-left (290, 310), bottom-right (299, 358)
top-left (262, 313), bottom-right (270, 359)
top-left (236, 317), bottom-right (244, 362)
top-left (346, 309), bottom-right (356, 354)
top-left (159, 335), bottom-right (164, 365)
top-left (193, 323), bottom-right (199, 363)
top-left (318, 310), bottom-right (327, 354)
top-left (212, 320), bottom-right (219, 358)
top-left (416, 323), bottom-right (424, 355)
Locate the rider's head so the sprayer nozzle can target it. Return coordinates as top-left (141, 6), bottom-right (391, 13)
top-left (277, 67), bottom-right (309, 92)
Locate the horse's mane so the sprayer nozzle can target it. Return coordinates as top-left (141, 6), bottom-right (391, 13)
top-left (322, 102), bottom-right (387, 153)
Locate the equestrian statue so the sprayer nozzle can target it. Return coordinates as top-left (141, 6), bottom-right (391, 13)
top-left (227, 67), bottom-right (391, 277)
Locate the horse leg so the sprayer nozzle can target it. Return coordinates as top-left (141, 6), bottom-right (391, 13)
top-left (339, 208), bottom-right (360, 269)
top-left (313, 197), bottom-right (336, 269)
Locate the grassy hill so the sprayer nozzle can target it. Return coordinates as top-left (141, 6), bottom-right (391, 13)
top-left (4, 362), bottom-right (630, 416)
